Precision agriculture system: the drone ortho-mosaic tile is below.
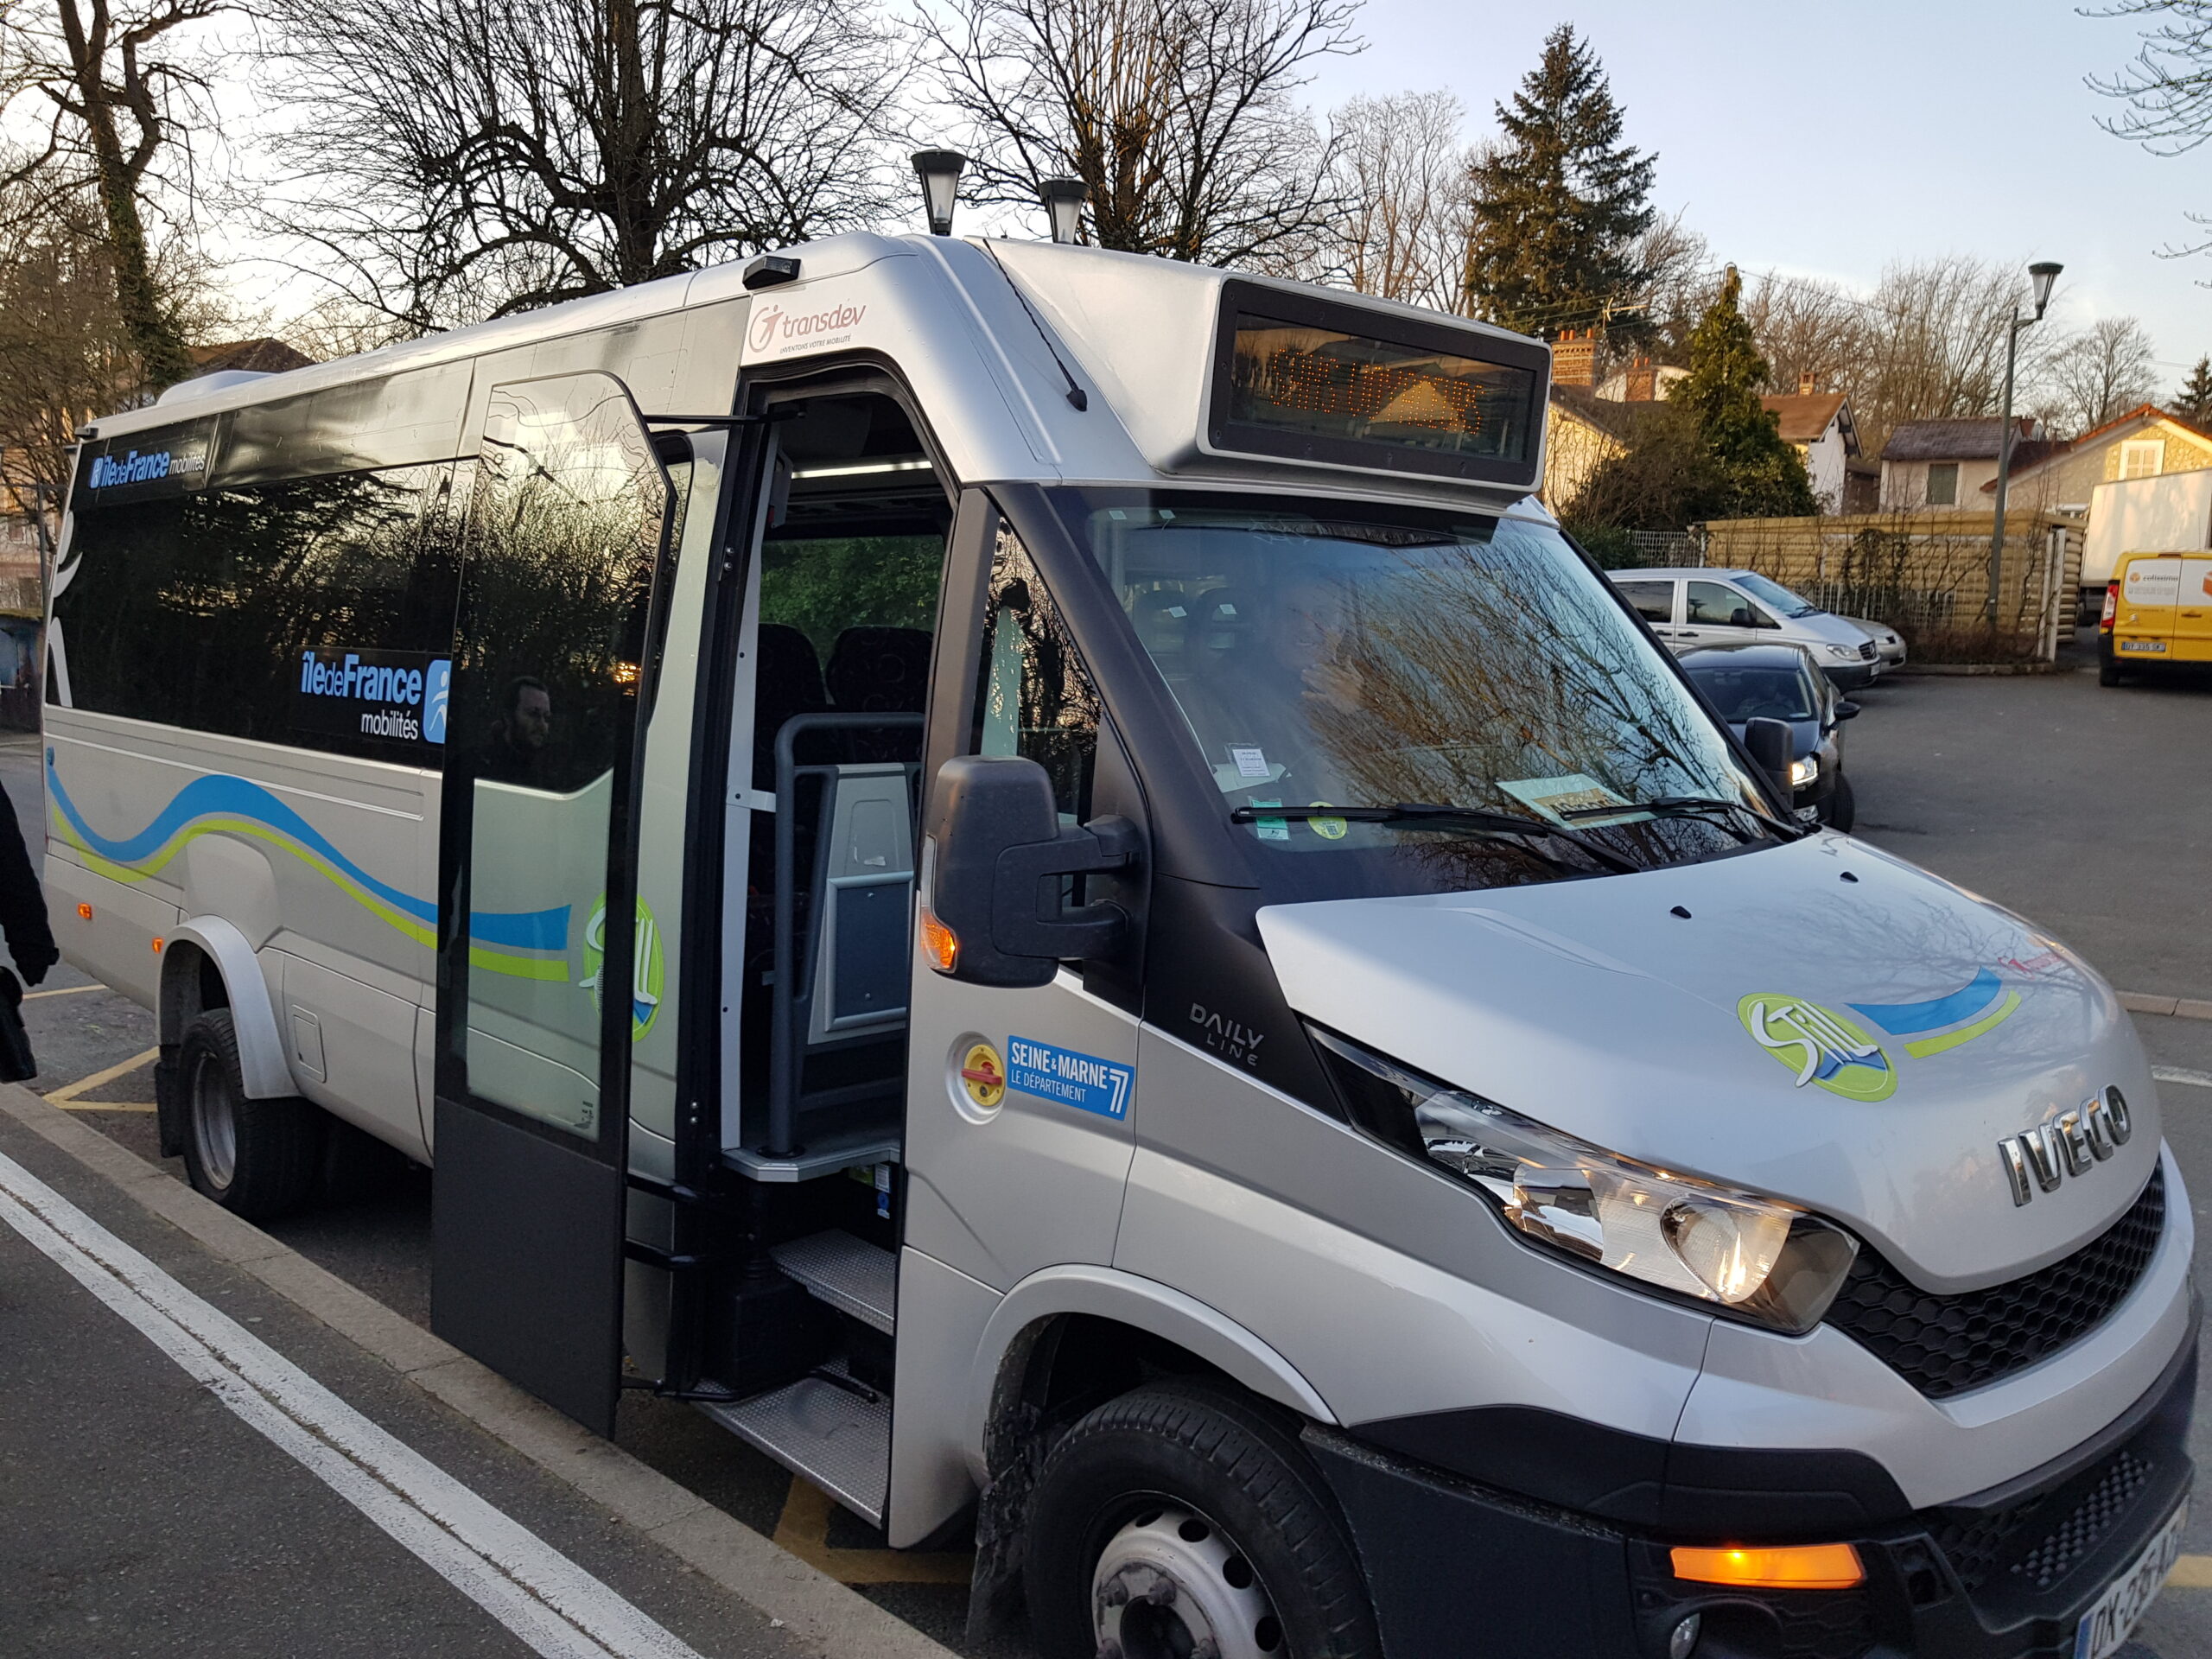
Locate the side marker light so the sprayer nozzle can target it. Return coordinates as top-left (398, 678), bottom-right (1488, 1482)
top-left (151, 937), bottom-right (163, 953)
top-left (918, 909), bottom-right (958, 974)
top-left (76, 903), bottom-right (93, 920)
top-left (1670, 1542), bottom-right (1865, 1591)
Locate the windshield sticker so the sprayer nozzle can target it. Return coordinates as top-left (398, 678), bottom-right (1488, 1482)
top-left (1305, 803), bottom-right (1348, 840)
top-left (1498, 773), bottom-right (1634, 827)
top-left (1230, 745), bottom-right (1271, 779)
top-left (1738, 995), bottom-right (1897, 1101)
top-left (1246, 798), bottom-right (1290, 841)
top-left (1006, 1037), bottom-right (1132, 1121)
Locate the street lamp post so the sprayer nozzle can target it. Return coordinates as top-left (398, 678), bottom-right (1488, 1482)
top-left (1987, 260), bottom-right (2063, 626)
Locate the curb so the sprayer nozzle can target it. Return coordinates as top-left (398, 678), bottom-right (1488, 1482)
top-left (0, 1082), bottom-right (960, 1659)
top-left (1889, 661), bottom-right (2071, 677)
top-left (2121, 992), bottom-right (2212, 1021)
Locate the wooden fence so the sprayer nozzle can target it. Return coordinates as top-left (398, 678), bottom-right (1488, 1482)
top-left (1693, 512), bottom-right (2083, 663)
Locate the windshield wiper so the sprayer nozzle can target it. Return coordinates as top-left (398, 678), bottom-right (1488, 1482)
top-left (1560, 794), bottom-right (1805, 842)
top-left (1227, 803), bottom-right (1640, 873)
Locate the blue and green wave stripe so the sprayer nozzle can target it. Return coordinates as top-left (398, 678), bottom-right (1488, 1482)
top-left (48, 760), bottom-right (571, 981)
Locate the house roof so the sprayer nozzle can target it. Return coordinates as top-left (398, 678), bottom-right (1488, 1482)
top-left (1548, 382), bottom-right (1651, 446)
top-left (1761, 391), bottom-right (1851, 447)
top-left (1974, 404), bottom-right (2212, 492)
top-left (188, 338), bottom-right (316, 377)
top-left (1881, 416), bottom-right (2033, 462)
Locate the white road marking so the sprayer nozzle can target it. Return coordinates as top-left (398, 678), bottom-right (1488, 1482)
top-left (23, 983), bottom-right (106, 999)
top-left (2154, 1066), bottom-right (2212, 1090)
top-left (0, 1148), bottom-right (705, 1659)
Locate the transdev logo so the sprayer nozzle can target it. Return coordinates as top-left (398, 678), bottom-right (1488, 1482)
top-left (747, 300), bottom-right (867, 354)
top-left (424, 659), bottom-right (451, 745)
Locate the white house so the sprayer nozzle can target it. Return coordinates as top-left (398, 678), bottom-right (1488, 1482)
top-left (1761, 388), bottom-right (1861, 513)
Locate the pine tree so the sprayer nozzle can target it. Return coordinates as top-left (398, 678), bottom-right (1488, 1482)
top-left (1462, 25), bottom-right (1656, 339)
top-left (1675, 265), bottom-right (1817, 518)
top-left (2177, 356), bottom-right (2212, 426)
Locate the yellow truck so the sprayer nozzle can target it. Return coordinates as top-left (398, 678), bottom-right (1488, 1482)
top-left (2099, 549), bottom-right (2212, 683)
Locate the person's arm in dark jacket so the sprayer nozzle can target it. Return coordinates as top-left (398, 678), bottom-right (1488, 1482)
top-left (0, 779), bottom-right (58, 984)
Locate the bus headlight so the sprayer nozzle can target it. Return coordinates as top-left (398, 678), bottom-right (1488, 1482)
top-left (1309, 1027), bottom-right (1859, 1332)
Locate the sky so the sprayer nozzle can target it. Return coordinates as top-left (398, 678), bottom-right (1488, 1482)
top-left (1306, 0), bottom-right (2209, 380)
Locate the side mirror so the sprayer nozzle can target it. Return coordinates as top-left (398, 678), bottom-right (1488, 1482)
top-left (1744, 717), bottom-right (1794, 794)
top-left (921, 754), bottom-right (1138, 988)
top-left (1834, 699), bottom-right (1861, 721)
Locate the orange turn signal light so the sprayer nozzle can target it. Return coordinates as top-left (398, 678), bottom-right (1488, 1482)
top-left (76, 903), bottom-right (93, 920)
top-left (918, 909), bottom-right (958, 974)
top-left (151, 937), bottom-right (163, 953)
top-left (1670, 1543), bottom-right (1865, 1591)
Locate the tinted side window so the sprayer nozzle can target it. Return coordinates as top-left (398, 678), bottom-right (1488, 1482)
top-left (974, 525), bottom-right (1100, 823)
top-left (1613, 580), bottom-right (1675, 625)
top-left (55, 466), bottom-right (457, 755)
top-left (1686, 581), bottom-right (1753, 628)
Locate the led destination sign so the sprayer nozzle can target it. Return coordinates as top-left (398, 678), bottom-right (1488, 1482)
top-left (293, 648), bottom-right (450, 749)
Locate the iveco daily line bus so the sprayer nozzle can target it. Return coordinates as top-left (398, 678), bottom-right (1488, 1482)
top-left (43, 231), bottom-right (2194, 1659)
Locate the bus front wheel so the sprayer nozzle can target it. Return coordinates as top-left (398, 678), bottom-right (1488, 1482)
top-left (1025, 1380), bottom-right (1379, 1659)
top-left (178, 1009), bottom-right (324, 1220)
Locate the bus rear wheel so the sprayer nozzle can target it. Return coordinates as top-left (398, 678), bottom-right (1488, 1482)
top-left (1025, 1381), bottom-right (1379, 1659)
top-left (179, 1009), bottom-right (324, 1220)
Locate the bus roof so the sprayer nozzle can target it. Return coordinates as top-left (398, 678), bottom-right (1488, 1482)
top-left (86, 233), bottom-right (1550, 506)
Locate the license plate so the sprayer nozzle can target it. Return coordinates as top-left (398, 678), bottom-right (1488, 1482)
top-left (2074, 1500), bottom-right (2187, 1659)
top-left (2119, 640), bottom-right (2168, 653)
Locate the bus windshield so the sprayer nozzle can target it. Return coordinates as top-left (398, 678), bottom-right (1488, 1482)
top-left (1053, 489), bottom-right (1774, 898)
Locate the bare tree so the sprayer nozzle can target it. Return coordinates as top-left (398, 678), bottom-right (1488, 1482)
top-left (0, 174), bottom-right (240, 506)
top-left (2039, 315), bottom-right (2163, 434)
top-left (1313, 89), bottom-right (1469, 308)
top-left (1738, 270), bottom-right (1864, 397)
top-left (921, 0), bottom-right (1358, 269)
top-left (2088, 1), bottom-right (2212, 257)
top-left (1, 0), bottom-right (221, 389)
top-left (256, 0), bottom-right (906, 330)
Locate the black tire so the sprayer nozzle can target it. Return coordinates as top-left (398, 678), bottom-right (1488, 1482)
top-left (177, 1009), bottom-right (325, 1219)
top-left (1825, 772), bottom-right (1856, 832)
top-left (2099, 653), bottom-right (2123, 687)
top-left (1026, 1380), bottom-right (1380, 1659)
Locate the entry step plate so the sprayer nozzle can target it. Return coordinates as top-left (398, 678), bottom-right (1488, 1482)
top-left (772, 1231), bottom-right (897, 1334)
top-left (697, 1361), bottom-right (891, 1526)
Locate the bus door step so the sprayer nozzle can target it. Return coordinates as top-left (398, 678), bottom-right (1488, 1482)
top-left (771, 1230), bottom-right (896, 1334)
top-left (696, 1357), bottom-right (891, 1526)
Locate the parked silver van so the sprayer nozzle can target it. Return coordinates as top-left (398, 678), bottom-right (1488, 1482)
top-left (44, 232), bottom-right (2190, 1659)
top-left (1611, 566), bottom-right (1883, 689)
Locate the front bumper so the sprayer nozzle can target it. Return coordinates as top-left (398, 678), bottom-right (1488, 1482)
top-left (1820, 660), bottom-right (1878, 691)
top-left (1309, 1320), bottom-right (2197, 1659)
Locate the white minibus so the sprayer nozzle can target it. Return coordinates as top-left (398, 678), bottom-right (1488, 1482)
top-left (45, 232), bottom-right (2192, 1659)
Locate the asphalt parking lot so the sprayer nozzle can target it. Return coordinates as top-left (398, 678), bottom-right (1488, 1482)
top-left (3, 639), bottom-right (2210, 1658)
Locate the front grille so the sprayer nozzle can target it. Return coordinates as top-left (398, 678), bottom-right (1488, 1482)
top-left (1929, 1446), bottom-right (2160, 1598)
top-left (1822, 1166), bottom-right (2164, 1398)
top-left (1858, 640), bottom-right (1877, 660)
top-left (2012, 1450), bottom-right (2152, 1590)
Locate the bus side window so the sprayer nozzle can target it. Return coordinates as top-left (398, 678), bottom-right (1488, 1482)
top-left (974, 526), bottom-right (1100, 824)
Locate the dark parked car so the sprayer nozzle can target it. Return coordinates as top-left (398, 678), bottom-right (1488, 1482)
top-left (1678, 642), bottom-right (1859, 829)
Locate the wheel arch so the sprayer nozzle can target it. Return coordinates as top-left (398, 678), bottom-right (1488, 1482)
top-left (162, 917), bottom-right (293, 1098)
top-left (969, 1264), bottom-right (1337, 1484)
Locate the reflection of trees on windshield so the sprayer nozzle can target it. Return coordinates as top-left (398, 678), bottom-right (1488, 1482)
top-left (1292, 523), bottom-right (1752, 872)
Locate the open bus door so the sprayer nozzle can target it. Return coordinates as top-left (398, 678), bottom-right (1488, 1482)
top-left (432, 372), bottom-right (675, 1435)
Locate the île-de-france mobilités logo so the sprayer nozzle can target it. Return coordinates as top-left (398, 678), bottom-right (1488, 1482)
top-left (1737, 993), bottom-right (1897, 1101)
